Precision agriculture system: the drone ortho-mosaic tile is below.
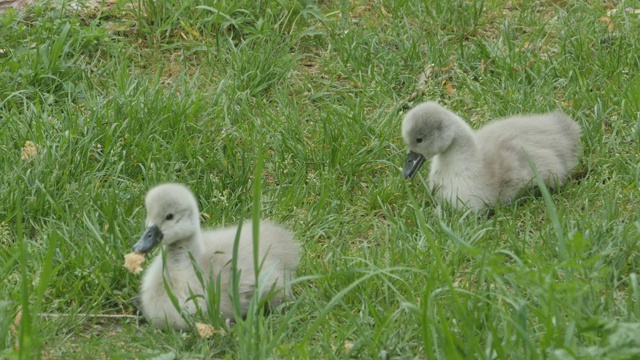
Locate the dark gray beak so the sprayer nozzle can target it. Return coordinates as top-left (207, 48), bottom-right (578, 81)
top-left (402, 151), bottom-right (426, 179)
top-left (133, 225), bottom-right (163, 254)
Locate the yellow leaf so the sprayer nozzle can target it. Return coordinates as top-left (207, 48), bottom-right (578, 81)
top-left (344, 342), bottom-right (354, 353)
top-left (598, 16), bottom-right (615, 31)
top-left (195, 323), bottom-right (223, 338)
top-left (21, 141), bottom-right (40, 161)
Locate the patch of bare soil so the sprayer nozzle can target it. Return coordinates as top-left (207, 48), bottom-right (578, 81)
top-left (0, 0), bottom-right (36, 11)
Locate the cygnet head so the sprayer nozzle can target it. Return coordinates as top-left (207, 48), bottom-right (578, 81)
top-left (401, 102), bottom-right (458, 179)
top-left (133, 183), bottom-right (201, 254)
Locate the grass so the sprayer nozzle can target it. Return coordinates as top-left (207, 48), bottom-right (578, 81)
top-left (0, 0), bottom-right (639, 358)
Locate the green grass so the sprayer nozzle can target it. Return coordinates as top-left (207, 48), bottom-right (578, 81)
top-left (1, 0), bottom-right (640, 358)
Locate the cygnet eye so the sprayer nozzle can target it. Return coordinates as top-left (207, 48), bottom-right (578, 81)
top-left (165, 214), bottom-right (174, 221)
top-left (416, 138), bottom-right (423, 143)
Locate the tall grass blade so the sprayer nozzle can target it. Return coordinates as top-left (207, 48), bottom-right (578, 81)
top-left (524, 152), bottom-right (566, 255)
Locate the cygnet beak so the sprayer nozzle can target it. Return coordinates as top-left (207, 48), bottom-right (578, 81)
top-left (402, 150), bottom-right (426, 179)
top-left (133, 225), bottom-right (163, 254)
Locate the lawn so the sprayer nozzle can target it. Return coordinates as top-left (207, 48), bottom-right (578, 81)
top-left (1, 0), bottom-right (639, 358)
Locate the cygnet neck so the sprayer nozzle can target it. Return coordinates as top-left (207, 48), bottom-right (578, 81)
top-left (165, 231), bottom-right (204, 262)
top-left (437, 119), bottom-right (479, 168)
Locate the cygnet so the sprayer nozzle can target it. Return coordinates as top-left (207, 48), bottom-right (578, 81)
top-left (133, 183), bottom-right (300, 330)
top-left (402, 102), bottom-right (581, 211)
